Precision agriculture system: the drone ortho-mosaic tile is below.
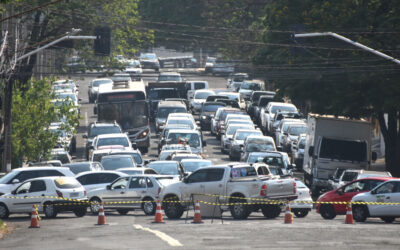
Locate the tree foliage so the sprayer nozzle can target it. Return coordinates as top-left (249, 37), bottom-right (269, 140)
top-left (11, 78), bottom-right (78, 166)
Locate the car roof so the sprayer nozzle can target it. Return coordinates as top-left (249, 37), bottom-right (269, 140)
top-left (158, 101), bottom-right (186, 107)
top-left (148, 161), bottom-right (179, 165)
top-left (96, 133), bottom-right (128, 139)
top-left (180, 159), bottom-right (211, 163)
top-left (159, 72), bottom-right (181, 76)
top-left (11, 166), bottom-right (70, 172)
top-left (101, 154), bottom-right (134, 159)
top-left (75, 170), bottom-right (128, 177)
top-left (92, 78), bottom-right (112, 82)
top-left (268, 102), bottom-right (296, 107)
top-left (167, 129), bottom-right (199, 134)
top-left (246, 135), bottom-right (273, 141)
top-left (194, 89), bottom-right (215, 94)
top-left (235, 129), bottom-right (260, 133)
top-left (90, 122), bottom-right (120, 128)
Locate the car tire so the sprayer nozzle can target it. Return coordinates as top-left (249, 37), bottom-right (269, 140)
top-left (230, 197), bottom-right (251, 219)
top-left (380, 217), bottom-right (396, 223)
top-left (142, 198), bottom-right (156, 216)
top-left (163, 196), bottom-right (184, 219)
top-left (352, 205), bottom-right (368, 222)
top-left (117, 209), bottom-right (129, 215)
top-left (44, 202), bottom-right (58, 218)
top-left (0, 203), bottom-right (9, 219)
top-left (293, 209), bottom-right (309, 218)
top-left (261, 204), bottom-right (281, 219)
top-left (73, 207), bottom-right (87, 217)
top-left (319, 204), bottom-right (336, 220)
top-left (90, 197), bottom-right (101, 214)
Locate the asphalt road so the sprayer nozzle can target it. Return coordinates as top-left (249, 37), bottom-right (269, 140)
top-left (2, 70), bottom-right (400, 249)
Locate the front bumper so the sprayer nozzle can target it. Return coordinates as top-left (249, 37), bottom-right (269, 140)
top-left (290, 198), bottom-right (313, 209)
top-left (53, 198), bottom-right (89, 212)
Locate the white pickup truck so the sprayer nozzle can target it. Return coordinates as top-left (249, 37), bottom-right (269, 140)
top-left (160, 164), bottom-right (297, 219)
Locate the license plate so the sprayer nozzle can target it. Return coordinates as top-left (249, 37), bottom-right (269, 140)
top-left (70, 192), bottom-right (79, 198)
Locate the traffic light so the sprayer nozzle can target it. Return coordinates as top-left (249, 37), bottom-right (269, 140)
top-left (94, 26), bottom-right (110, 56)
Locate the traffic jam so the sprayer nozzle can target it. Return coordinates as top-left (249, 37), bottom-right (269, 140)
top-left (0, 58), bottom-right (399, 225)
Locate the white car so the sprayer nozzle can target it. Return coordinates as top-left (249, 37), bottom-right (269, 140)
top-left (221, 124), bottom-right (255, 154)
top-left (89, 133), bottom-right (133, 159)
top-left (0, 176), bottom-right (88, 219)
top-left (88, 78), bottom-right (113, 103)
top-left (0, 167), bottom-right (74, 196)
top-left (117, 168), bottom-right (159, 175)
top-left (88, 175), bottom-right (174, 215)
top-left (352, 179), bottom-right (400, 223)
top-left (261, 102), bottom-right (297, 134)
top-left (218, 92), bottom-right (246, 110)
top-left (100, 154), bottom-right (136, 170)
top-left (75, 171), bottom-right (128, 192)
top-left (186, 81), bottom-right (209, 101)
top-left (190, 89), bottom-right (215, 113)
top-left (290, 180), bottom-right (313, 218)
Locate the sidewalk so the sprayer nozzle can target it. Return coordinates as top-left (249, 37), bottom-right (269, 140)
top-left (371, 157), bottom-right (386, 171)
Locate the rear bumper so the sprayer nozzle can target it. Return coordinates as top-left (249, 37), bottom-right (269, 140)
top-left (290, 199), bottom-right (313, 209)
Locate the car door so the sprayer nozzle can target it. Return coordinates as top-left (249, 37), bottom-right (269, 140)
top-left (181, 169), bottom-right (208, 201)
top-left (369, 181), bottom-right (398, 216)
top-left (203, 168), bottom-right (226, 196)
top-left (11, 180), bottom-right (46, 212)
top-left (125, 177), bottom-right (147, 208)
top-left (335, 180), bottom-right (367, 214)
top-left (101, 177), bottom-right (129, 206)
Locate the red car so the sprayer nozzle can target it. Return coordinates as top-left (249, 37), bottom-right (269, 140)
top-left (316, 177), bottom-right (395, 219)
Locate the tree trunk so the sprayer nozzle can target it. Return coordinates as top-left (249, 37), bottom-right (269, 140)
top-left (378, 111), bottom-right (400, 177)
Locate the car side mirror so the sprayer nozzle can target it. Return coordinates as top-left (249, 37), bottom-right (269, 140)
top-left (276, 146), bottom-right (283, 152)
top-left (89, 145), bottom-right (94, 150)
top-left (12, 179), bottom-right (20, 184)
top-left (183, 177), bottom-right (188, 184)
top-left (371, 189), bottom-right (377, 195)
top-left (283, 132), bottom-right (288, 136)
top-left (106, 185), bottom-right (111, 190)
top-left (308, 146), bottom-right (314, 156)
top-left (93, 107), bottom-right (97, 115)
top-left (202, 141), bottom-right (207, 147)
top-left (11, 190), bottom-right (16, 195)
top-left (336, 189), bottom-right (343, 195)
top-left (132, 143), bottom-right (137, 149)
top-left (372, 151), bottom-right (377, 161)
top-left (196, 121), bottom-right (201, 126)
top-left (82, 134), bottom-right (88, 139)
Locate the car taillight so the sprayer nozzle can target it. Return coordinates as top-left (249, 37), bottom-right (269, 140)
top-left (260, 184), bottom-right (267, 196)
top-left (84, 190), bottom-right (87, 196)
top-left (293, 182), bottom-right (297, 194)
top-left (56, 190), bottom-right (63, 198)
top-left (158, 187), bottom-right (161, 195)
top-left (137, 128), bottom-right (150, 139)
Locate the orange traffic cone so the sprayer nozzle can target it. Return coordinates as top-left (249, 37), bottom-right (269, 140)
top-left (345, 203), bottom-right (354, 224)
top-left (29, 205), bottom-right (40, 228)
top-left (153, 199), bottom-right (165, 223)
top-left (96, 202), bottom-right (107, 225)
top-left (284, 203), bottom-right (293, 224)
top-left (192, 200), bottom-right (203, 224)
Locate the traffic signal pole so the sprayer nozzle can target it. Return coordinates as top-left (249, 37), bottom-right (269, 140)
top-left (1, 29), bottom-right (96, 173)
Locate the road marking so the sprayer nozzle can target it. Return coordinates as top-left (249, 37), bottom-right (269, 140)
top-left (85, 111), bottom-right (88, 127)
top-left (134, 224), bottom-right (183, 247)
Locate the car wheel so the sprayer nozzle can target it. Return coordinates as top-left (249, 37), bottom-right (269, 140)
top-left (229, 197), bottom-right (250, 219)
top-left (380, 217), bottom-right (396, 223)
top-left (319, 204), bottom-right (336, 220)
top-left (163, 196), bottom-right (184, 219)
top-left (73, 207), bottom-right (87, 217)
top-left (90, 197), bottom-right (101, 214)
top-left (0, 203), bottom-right (9, 219)
top-left (142, 198), bottom-right (156, 216)
top-left (117, 209), bottom-right (129, 215)
top-left (293, 209), bottom-right (309, 218)
top-left (261, 204), bottom-right (281, 219)
top-left (44, 202), bottom-right (57, 218)
top-left (352, 205), bottom-right (368, 222)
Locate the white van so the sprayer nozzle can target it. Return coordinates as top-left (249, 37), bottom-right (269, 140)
top-left (186, 81), bottom-right (209, 101)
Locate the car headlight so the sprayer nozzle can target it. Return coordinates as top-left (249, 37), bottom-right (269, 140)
top-left (201, 115), bottom-right (207, 120)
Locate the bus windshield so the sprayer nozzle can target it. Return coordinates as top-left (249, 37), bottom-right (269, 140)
top-left (98, 101), bottom-right (148, 129)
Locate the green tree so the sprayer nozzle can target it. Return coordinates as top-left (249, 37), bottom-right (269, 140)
top-left (255, 0), bottom-right (400, 176)
top-left (11, 78), bottom-right (78, 166)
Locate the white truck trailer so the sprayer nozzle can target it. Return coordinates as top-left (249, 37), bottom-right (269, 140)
top-left (303, 114), bottom-right (376, 195)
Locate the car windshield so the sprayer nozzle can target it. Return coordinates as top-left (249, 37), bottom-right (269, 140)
top-left (271, 105), bottom-right (296, 114)
top-left (167, 119), bottom-right (194, 129)
top-left (89, 126), bottom-right (121, 138)
top-left (288, 126), bottom-right (307, 135)
top-left (0, 171), bottom-right (18, 184)
top-left (223, 93), bottom-right (239, 101)
top-left (97, 137), bottom-right (129, 147)
top-left (202, 105), bottom-right (224, 112)
top-left (55, 93), bottom-right (76, 102)
top-left (247, 153), bottom-right (270, 163)
top-left (167, 133), bottom-right (200, 148)
top-left (181, 161), bottom-right (212, 172)
top-left (195, 92), bottom-right (213, 99)
top-left (241, 82), bottom-right (261, 90)
top-left (235, 131), bottom-right (262, 140)
top-left (263, 156), bottom-right (284, 168)
top-left (226, 115), bottom-right (250, 122)
top-left (148, 162), bottom-right (179, 175)
top-left (158, 107), bottom-right (186, 118)
top-left (101, 156), bottom-right (134, 170)
top-left (227, 120), bottom-right (253, 126)
top-left (158, 75), bottom-right (182, 81)
top-left (342, 172), bottom-right (359, 182)
top-left (54, 177), bottom-right (81, 189)
top-left (206, 58), bottom-right (216, 63)
top-left (64, 163), bottom-right (91, 174)
top-left (246, 140), bottom-right (275, 152)
top-left (298, 138), bottom-right (306, 149)
top-left (233, 75), bottom-right (247, 82)
top-left (93, 79), bottom-right (112, 87)
top-left (115, 153), bottom-right (142, 164)
top-left (221, 111), bottom-right (246, 121)
top-left (227, 125), bottom-right (253, 136)
top-left (141, 53), bottom-right (156, 60)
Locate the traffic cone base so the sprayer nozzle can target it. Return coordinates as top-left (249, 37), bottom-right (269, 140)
top-left (284, 203), bottom-right (293, 224)
top-left (96, 202), bottom-right (107, 225)
top-left (345, 203), bottom-right (354, 224)
top-left (192, 200), bottom-right (203, 224)
top-left (153, 199), bottom-right (165, 224)
top-left (29, 205), bottom-right (40, 228)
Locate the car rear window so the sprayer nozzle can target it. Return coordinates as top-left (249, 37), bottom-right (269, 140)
top-left (231, 167), bottom-right (257, 178)
top-left (54, 177), bottom-right (81, 189)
